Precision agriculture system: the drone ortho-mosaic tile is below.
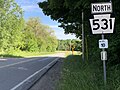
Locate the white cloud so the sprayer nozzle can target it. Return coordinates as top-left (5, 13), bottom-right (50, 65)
top-left (38, 0), bottom-right (46, 2)
top-left (56, 32), bottom-right (77, 40)
top-left (15, 0), bottom-right (31, 5)
top-left (52, 27), bottom-right (77, 40)
top-left (15, 0), bottom-right (42, 12)
top-left (49, 25), bottom-right (59, 28)
top-left (21, 5), bottom-right (40, 12)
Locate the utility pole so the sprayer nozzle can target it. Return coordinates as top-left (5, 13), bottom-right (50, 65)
top-left (70, 39), bottom-right (71, 51)
top-left (82, 10), bottom-right (85, 61)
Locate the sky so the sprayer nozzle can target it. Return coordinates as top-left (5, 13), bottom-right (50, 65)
top-left (15, 0), bottom-right (77, 40)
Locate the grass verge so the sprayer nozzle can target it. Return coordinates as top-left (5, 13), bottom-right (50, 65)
top-left (58, 55), bottom-right (120, 90)
top-left (0, 51), bottom-right (56, 58)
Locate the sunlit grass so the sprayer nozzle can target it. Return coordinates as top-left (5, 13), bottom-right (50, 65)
top-left (58, 55), bottom-right (120, 90)
top-left (0, 51), bottom-right (56, 58)
top-left (0, 50), bottom-right (81, 58)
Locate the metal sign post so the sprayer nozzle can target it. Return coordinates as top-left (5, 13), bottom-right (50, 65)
top-left (101, 34), bottom-right (107, 87)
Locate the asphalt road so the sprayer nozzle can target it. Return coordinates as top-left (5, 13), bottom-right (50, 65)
top-left (0, 54), bottom-right (63, 90)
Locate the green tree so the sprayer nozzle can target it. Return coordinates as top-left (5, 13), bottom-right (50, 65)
top-left (23, 17), bottom-right (58, 52)
top-left (57, 39), bottom-right (81, 51)
top-left (0, 0), bottom-right (24, 52)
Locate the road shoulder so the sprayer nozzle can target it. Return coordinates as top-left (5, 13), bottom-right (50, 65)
top-left (29, 58), bottom-right (63, 90)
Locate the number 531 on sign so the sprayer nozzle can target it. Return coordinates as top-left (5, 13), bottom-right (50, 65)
top-left (89, 14), bottom-right (115, 34)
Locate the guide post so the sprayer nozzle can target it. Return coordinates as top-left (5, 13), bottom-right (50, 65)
top-left (89, 1), bottom-right (115, 88)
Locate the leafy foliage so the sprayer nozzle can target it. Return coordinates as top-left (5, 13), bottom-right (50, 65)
top-left (0, 0), bottom-right (58, 53)
top-left (39, 0), bottom-right (120, 65)
top-left (21, 17), bottom-right (58, 52)
top-left (57, 39), bottom-right (81, 51)
top-left (0, 0), bottom-right (24, 52)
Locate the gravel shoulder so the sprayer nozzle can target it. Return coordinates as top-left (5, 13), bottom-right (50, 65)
top-left (29, 58), bottom-right (63, 90)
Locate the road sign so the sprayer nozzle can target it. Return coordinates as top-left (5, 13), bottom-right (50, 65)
top-left (91, 2), bottom-right (112, 14)
top-left (101, 51), bottom-right (107, 60)
top-left (89, 14), bottom-right (115, 34)
top-left (99, 39), bottom-right (108, 49)
top-left (90, 2), bottom-right (114, 87)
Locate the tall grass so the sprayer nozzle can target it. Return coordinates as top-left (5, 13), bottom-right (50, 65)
top-left (0, 50), bottom-right (56, 58)
top-left (58, 55), bottom-right (120, 90)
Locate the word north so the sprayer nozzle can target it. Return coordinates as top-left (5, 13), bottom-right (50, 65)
top-left (91, 3), bottom-right (112, 14)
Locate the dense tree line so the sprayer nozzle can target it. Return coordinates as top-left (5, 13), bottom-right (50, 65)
top-left (57, 39), bottom-right (81, 51)
top-left (22, 17), bottom-right (58, 52)
top-left (0, 0), bottom-right (58, 53)
top-left (39, 0), bottom-right (120, 65)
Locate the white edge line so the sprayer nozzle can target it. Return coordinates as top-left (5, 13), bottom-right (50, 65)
top-left (10, 57), bottom-right (59, 90)
top-left (0, 57), bottom-right (50, 69)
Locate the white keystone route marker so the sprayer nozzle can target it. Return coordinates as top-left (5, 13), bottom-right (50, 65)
top-left (89, 14), bottom-right (115, 34)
